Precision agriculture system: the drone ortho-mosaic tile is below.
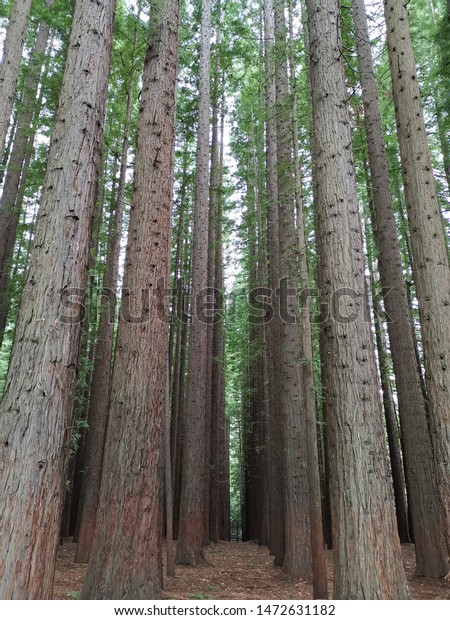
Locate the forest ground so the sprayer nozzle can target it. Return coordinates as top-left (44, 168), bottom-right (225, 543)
top-left (53, 540), bottom-right (450, 600)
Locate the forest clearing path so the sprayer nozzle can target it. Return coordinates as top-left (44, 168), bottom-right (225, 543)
top-left (53, 540), bottom-right (449, 600)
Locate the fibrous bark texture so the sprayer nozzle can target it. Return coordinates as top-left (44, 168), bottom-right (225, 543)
top-left (0, 0), bottom-right (115, 600)
top-left (263, 0), bottom-right (285, 566)
top-left (352, 0), bottom-right (449, 577)
top-left (384, 0), bottom-right (450, 556)
top-left (81, 0), bottom-right (180, 600)
top-left (273, 0), bottom-right (311, 578)
top-left (306, 0), bottom-right (410, 599)
top-left (74, 99), bottom-right (130, 564)
top-left (0, 0), bottom-right (55, 349)
top-left (0, 0), bottom-right (33, 156)
top-left (176, 0), bottom-right (212, 567)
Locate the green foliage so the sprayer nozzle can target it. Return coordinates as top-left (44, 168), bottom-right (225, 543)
top-left (189, 593), bottom-right (214, 600)
top-left (0, 0), bottom-right (13, 20)
top-left (69, 418), bottom-right (89, 457)
top-left (0, 333), bottom-right (12, 397)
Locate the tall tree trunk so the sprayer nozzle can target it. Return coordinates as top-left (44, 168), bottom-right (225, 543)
top-left (360, 150), bottom-right (411, 545)
top-left (435, 104), bottom-right (450, 196)
top-left (392, 174), bottom-right (427, 399)
top-left (273, 0), bottom-right (311, 578)
top-left (0, 0), bottom-right (33, 157)
top-left (0, 110), bottom-right (16, 186)
top-left (306, 0), bottom-right (410, 599)
top-left (208, 70), bottom-right (225, 544)
top-left (165, 362), bottom-right (175, 577)
top-left (243, 174), bottom-right (265, 543)
top-left (176, 0), bottom-right (212, 567)
top-left (173, 264), bottom-right (191, 540)
top-left (203, 43), bottom-right (221, 543)
top-left (71, 165), bottom-right (110, 543)
top-left (253, 111), bottom-right (268, 546)
top-left (74, 82), bottom-right (133, 564)
top-left (216, 108), bottom-right (230, 543)
top-left (169, 145), bottom-right (188, 382)
top-left (423, 0), bottom-right (450, 196)
top-left (81, 0), bottom-right (180, 598)
top-left (384, 0), bottom-right (450, 558)
top-left (243, 100), bottom-right (266, 545)
top-left (371, 272), bottom-right (411, 544)
top-left (0, 0), bottom-right (55, 350)
top-left (352, 0), bottom-right (449, 577)
top-left (300, 0), bottom-right (333, 553)
top-left (169, 152), bottom-right (190, 515)
top-left (288, 0), bottom-right (328, 597)
top-left (263, 0), bottom-right (285, 566)
top-left (0, 0), bottom-right (115, 600)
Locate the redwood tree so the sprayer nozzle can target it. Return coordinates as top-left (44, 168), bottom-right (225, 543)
top-left (74, 109), bottom-right (130, 564)
top-left (81, 0), bottom-right (180, 599)
top-left (384, 0), bottom-right (450, 555)
top-left (0, 0), bottom-right (55, 350)
top-left (263, 0), bottom-right (285, 566)
top-left (273, 0), bottom-right (311, 578)
top-left (0, 0), bottom-right (115, 599)
top-left (306, 0), bottom-right (410, 599)
top-left (176, 0), bottom-right (212, 567)
top-left (352, 0), bottom-right (449, 577)
top-left (0, 0), bottom-right (33, 156)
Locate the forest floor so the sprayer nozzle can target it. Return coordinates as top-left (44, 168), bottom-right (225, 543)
top-left (53, 540), bottom-right (450, 600)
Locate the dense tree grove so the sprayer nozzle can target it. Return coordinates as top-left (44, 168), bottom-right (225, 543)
top-left (0, 0), bottom-right (449, 601)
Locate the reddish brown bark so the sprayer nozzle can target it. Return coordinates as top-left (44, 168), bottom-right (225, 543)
top-left (0, 1), bottom-right (55, 349)
top-left (306, 0), bottom-right (410, 599)
top-left (384, 0), bottom-right (450, 555)
top-left (352, 0), bottom-right (448, 576)
top-left (81, 0), bottom-right (180, 598)
top-left (176, 0), bottom-right (212, 567)
top-left (75, 37), bottom-right (136, 565)
top-left (263, 0), bottom-right (285, 566)
top-left (0, 0), bottom-right (33, 156)
top-left (274, 0), bottom-right (311, 578)
top-left (0, 0), bottom-right (115, 599)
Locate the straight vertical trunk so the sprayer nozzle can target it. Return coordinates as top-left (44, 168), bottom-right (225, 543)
top-left (74, 83), bottom-right (133, 564)
top-left (423, 0), bottom-right (450, 196)
top-left (300, 0), bottom-right (333, 553)
top-left (243, 100), bottom-right (267, 544)
top-left (274, 0), bottom-right (311, 578)
top-left (165, 363), bottom-right (175, 577)
top-left (176, 0), bottom-right (212, 566)
top-left (359, 150), bottom-right (411, 545)
top-left (0, 112), bottom-right (16, 186)
top-left (352, 0), bottom-right (449, 577)
top-left (244, 173), bottom-right (265, 543)
top-left (288, 0), bottom-right (328, 597)
top-left (384, 0), bottom-right (450, 556)
top-left (372, 275), bottom-right (411, 544)
top-left (263, 0), bottom-right (285, 566)
top-left (0, 0), bottom-right (55, 350)
top-left (203, 47), bottom-right (221, 543)
top-left (208, 74), bottom-right (225, 544)
top-left (216, 110), bottom-right (230, 543)
top-left (70, 174), bottom-right (110, 543)
top-left (173, 270), bottom-right (190, 540)
top-left (306, 0), bottom-right (410, 599)
top-left (0, 0), bottom-right (115, 600)
top-left (169, 154), bottom-right (190, 511)
top-left (81, 0), bottom-right (180, 598)
top-left (0, 0), bottom-right (33, 156)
